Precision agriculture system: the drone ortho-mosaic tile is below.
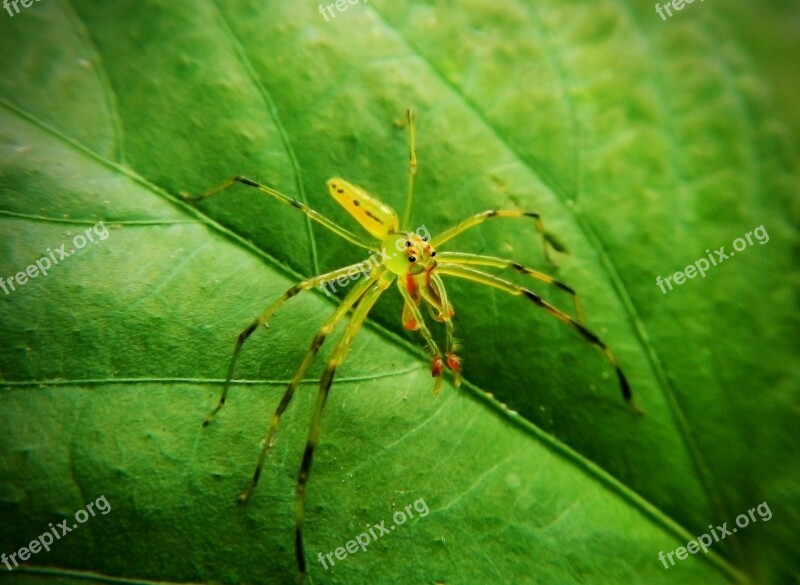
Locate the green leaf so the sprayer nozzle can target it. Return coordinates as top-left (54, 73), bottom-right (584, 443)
top-left (1, 1), bottom-right (797, 584)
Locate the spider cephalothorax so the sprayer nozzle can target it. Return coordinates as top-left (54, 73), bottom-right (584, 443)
top-left (186, 108), bottom-right (635, 583)
top-left (384, 231), bottom-right (437, 275)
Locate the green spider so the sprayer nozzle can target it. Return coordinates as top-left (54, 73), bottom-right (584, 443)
top-left (185, 109), bottom-right (633, 582)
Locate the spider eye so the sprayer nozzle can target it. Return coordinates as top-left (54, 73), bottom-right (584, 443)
top-left (422, 236), bottom-right (428, 242)
top-left (409, 256), bottom-right (416, 262)
top-left (431, 251), bottom-right (437, 257)
top-left (405, 241), bottom-right (411, 247)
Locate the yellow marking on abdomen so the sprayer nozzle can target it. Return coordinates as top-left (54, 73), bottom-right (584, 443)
top-left (327, 178), bottom-right (398, 239)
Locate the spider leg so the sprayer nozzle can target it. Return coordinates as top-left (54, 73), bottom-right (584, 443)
top-left (183, 176), bottom-right (376, 251)
top-left (237, 270), bottom-right (383, 505)
top-left (295, 272), bottom-right (394, 581)
top-left (396, 277), bottom-right (446, 394)
top-left (436, 251), bottom-right (585, 323)
top-left (432, 209), bottom-right (557, 263)
top-left (203, 261), bottom-right (378, 427)
top-left (419, 272), bottom-right (460, 386)
top-left (436, 263), bottom-right (634, 406)
top-left (401, 108), bottom-right (417, 230)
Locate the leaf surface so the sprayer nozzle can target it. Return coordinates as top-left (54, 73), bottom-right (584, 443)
top-left (0, 1), bottom-right (797, 584)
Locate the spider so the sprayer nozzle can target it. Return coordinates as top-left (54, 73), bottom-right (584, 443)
top-left (184, 109), bottom-right (634, 582)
